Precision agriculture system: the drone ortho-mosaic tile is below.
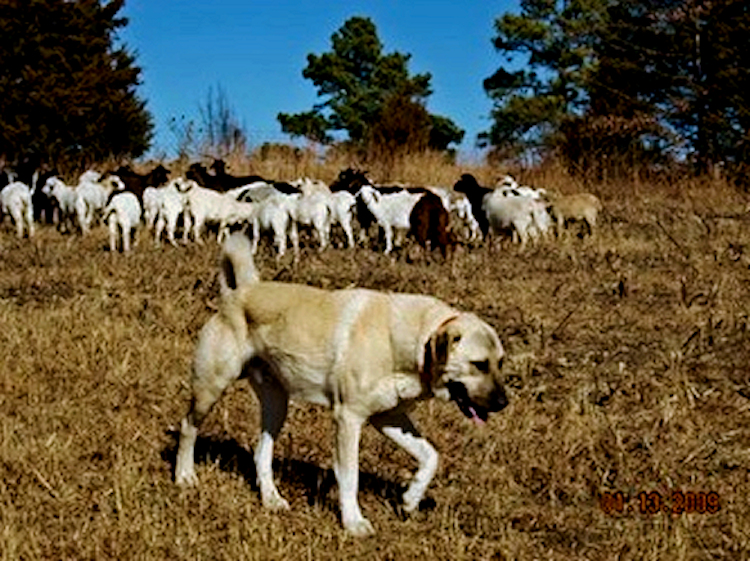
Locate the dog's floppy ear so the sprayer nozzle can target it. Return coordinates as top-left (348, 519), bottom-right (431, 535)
top-left (422, 328), bottom-right (450, 392)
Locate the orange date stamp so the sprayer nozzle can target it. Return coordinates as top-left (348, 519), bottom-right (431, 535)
top-left (600, 491), bottom-right (721, 515)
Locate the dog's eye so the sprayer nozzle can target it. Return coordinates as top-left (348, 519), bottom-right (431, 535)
top-left (498, 358), bottom-right (504, 370)
top-left (452, 334), bottom-right (461, 345)
top-left (472, 360), bottom-right (489, 373)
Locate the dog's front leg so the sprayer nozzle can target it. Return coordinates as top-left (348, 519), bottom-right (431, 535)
top-left (251, 373), bottom-right (290, 511)
top-left (333, 407), bottom-right (373, 536)
top-left (371, 410), bottom-right (438, 512)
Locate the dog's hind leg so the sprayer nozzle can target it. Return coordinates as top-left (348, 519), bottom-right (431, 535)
top-left (175, 322), bottom-right (244, 486)
top-left (249, 372), bottom-right (290, 511)
top-left (371, 410), bottom-right (438, 513)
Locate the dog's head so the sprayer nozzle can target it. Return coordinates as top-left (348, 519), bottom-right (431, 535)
top-left (424, 314), bottom-right (508, 424)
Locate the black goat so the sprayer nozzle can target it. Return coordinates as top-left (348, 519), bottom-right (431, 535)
top-left (210, 159), bottom-right (266, 187)
top-left (104, 164), bottom-right (171, 205)
top-left (452, 173), bottom-right (493, 238)
top-left (329, 168), bottom-right (371, 193)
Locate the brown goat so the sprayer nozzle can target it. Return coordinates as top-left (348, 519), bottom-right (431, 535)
top-left (547, 192), bottom-right (602, 237)
top-left (409, 191), bottom-right (455, 257)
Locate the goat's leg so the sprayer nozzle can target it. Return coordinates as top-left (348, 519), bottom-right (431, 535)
top-left (384, 226), bottom-right (393, 255)
top-left (342, 218), bottom-right (355, 248)
top-left (182, 213), bottom-right (192, 244)
top-left (289, 221), bottom-right (300, 262)
top-left (24, 203), bottom-right (34, 238)
top-left (108, 217), bottom-right (118, 252)
top-left (123, 223), bottom-right (131, 252)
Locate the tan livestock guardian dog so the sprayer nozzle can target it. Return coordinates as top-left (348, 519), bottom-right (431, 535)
top-left (175, 234), bottom-right (508, 536)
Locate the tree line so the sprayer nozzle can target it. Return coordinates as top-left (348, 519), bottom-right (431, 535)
top-left (481, 0), bottom-right (750, 183)
top-left (0, 0), bottom-right (151, 177)
top-left (0, 1), bottom-right (748, 183)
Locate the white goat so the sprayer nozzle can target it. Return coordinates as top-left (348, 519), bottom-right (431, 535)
top-left (75, 175), bottom-right (125, 235)
top-left (290, 177), bottom-right (331, 197)
top-left (78, 169), bottom-right (102, 184)
top-left (152, 180), bottom-right (190, 246)
top-left (287, 179), bottom-right (357, 249)
top-left (223, 181), bottom-right (270, 201)
top-left (492, 177), bottom-right (553, 241)
top-left (215, 199), bottom-right (256, 243)
top-left (233, 181), bottom-right (285, 203)
top-left (495, 175), bottom-right (546, 198)
top-left (482, 191), bottom-right (550, 249)
top-left (499, 190), bottom-right (552, 239)
top-left (103, 191), bottom-right (141, 252)
top-left (0, 182), bottom-right (34, 238)
top-left (450, 192), bottom-right (482, 242)
top-left (178, 179), bottom-right (255, 244)
top-left (142, 186), bottom-right (161, 231)
top-left (357, 185), bottom-right (423, 254)
top-left (42, 177), bottom-right (78, 233)
top-left (327, 190), bottom-right (357, 248)
top-left (251, 193), bottom-right (297, 259)
top-left (288, 192), bottom-right (332, 252)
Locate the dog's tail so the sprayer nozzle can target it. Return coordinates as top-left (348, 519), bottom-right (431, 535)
top-left (220, 233), bottom-right (259, 296)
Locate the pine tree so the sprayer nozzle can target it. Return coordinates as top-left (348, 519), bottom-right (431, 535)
top-left (0, 0), bottom-right (152, 174)
top-left (481, 0), bottom-right (610, 159)
top-left (484, 0), bottom-right (750, 180)
top-left (278, 16), bottom-right (464, 155)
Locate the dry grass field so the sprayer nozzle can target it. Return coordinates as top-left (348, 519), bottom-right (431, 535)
top-left (2, 170), bottom-right (750, 560)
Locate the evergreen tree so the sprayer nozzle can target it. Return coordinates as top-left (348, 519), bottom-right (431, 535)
top-left (480, 0), bottom-right (609, 159)
top-left (278, 16), bottom-right (464, 154)
top-left (484, 0), bottom-right (750, 180)
top-left (0, 0), bottom-right (152, 173)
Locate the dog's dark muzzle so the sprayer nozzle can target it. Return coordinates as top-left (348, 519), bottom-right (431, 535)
top-left (487, 386), bottom-right (509, 413)
top-left (446, 381), bottom-right (509, 423)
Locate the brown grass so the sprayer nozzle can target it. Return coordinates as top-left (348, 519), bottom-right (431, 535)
top-left (137, 147), bottom-right (501, 188)
top-left (1, 169), bottom-right (750, 560)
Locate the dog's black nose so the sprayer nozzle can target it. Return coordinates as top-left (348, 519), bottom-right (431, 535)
top-left (489, 386), bottom-right (508, 412)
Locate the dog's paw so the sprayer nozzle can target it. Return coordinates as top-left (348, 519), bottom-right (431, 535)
top-left (262, 491), bottom-right (290, 511)
top-left (396, 487), bottom-right (436, 519)
top-left (344, 517), bottom-right (375, 537)
top-left (402, 489), bottom-right (423, 513)
top-left (175, 468), bottom-right (197, 487)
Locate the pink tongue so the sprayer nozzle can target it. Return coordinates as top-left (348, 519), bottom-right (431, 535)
top-left (469, 407), bottom-right (485, 426)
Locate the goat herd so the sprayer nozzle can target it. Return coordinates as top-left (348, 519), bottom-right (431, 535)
top-left (0, 159), bottom-right (603, 257)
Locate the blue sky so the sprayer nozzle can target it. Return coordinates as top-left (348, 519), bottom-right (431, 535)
top-left (118, 1), bottom-right (520, 159)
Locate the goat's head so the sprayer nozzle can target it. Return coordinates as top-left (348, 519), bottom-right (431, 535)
top-left (101, 175), bottom-right (126, 193)
top-left (185, 163), bottom-right (209, 185)
top-left (42, 176), bottom-right (62, 195)
top-left (175, 178), bottom-right (197, 193)
top-left (114, 165), bottom-right (136, 178)
top-left (148, 165), bottom-right (171, 187)
top-left (496, 175), bottom-right (518, 189)
top-left (79, 170), bottom-right (102, 184)
top-left (453, 173), bottom-right (482, 194)
top-left (330, 168), bottom-right (370, 193)
top-left (210, 159), bottom-right (227, 176)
